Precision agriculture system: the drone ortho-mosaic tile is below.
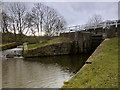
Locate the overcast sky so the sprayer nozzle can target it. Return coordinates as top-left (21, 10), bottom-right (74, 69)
top-left (45, 2), bottom-right (118, 26)
top-left (4, 2), bottom-right (118, 27)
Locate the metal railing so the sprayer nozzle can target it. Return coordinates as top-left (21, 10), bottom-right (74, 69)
top-left (60, 20), bottom-right (119, 33)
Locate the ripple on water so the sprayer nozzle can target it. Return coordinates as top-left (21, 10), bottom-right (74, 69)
top-left (2, 54), bottom-right (90, 88)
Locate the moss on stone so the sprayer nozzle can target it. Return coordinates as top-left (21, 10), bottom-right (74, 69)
top-left (0, 42), bottom-right (17, 50)
top-left (26, 37), bottom-right (73, 50)
top-left (23, 41), bottom-right (73, 58)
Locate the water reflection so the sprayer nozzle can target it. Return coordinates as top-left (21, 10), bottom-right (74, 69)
top-left (2, 54), bottom-right (90, 88)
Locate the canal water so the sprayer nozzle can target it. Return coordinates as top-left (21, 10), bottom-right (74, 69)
top-left (2, 47), bottom-right (90, 88)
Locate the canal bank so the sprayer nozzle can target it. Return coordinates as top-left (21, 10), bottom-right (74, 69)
top-left (61, 37), bottom-right (118, 88)
top-left (23, 37), bottom-right (73, 58)
top-left (23, 34), bottom-right (103, 58)
top-left (0, 42), bottom-right (17, 51)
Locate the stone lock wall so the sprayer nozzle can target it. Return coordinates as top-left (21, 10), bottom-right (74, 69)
top-left (24, 24), bottom-right (119, 57)
top-left (24, 42), bottom-right (73, 58)
top-left (105, 25), bottom-right (116, 38)
top-left (117, 24), bottom-right (120, 37)
top-left (95, 28), bottom-right (103, 34)
top-left (60, 33), bottom-right (69, 37)
top-left (60, 31), bottom-right (92, 54)
top-left (91, 34), bottom-right (103, 51)
top-left (58, 25), bottom-right (118, 55)
top-left (74, 31), bottom-right (91, 53)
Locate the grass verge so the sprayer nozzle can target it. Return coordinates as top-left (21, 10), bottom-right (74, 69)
top-left (61, 37), bottom-right (118, 88)
top-left (0, 43), bottom-right (15, 47)
top-left (26, 37), bottom-right (73, 50)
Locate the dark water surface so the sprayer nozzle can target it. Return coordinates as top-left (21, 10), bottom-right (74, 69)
top-left (2, 51), bottom-right (90, 88)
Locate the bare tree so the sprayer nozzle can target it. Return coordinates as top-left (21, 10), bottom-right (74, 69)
top-left (1, 11), bottom-right (9, 33)
top-left (43, 6), bottom-right (66, 36)
top-left (30, 3), bottom-right (66, 36)
top-left (87, 14), bottom-right (103, 28)
top-left (6, 2), bottom-right (28, 35)
top-left (2, 2), bottom-right (31, 43)
top-left (24, 12), bottom-right (35, 35)
top-left (31, 3), bottom-right (45, 36)
top-left (0, 2), bottom-right (2, 33)
top-left (3, 2), bottom-right (67, 38)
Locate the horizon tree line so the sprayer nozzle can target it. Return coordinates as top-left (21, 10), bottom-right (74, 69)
top-left (1, 2), bottom-right (67, 37)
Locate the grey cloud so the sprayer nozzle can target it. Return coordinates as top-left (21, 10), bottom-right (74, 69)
top-left (46, 2), bottom-right (118, 26)
top-left (4, 2), bottom-right (118, 27)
